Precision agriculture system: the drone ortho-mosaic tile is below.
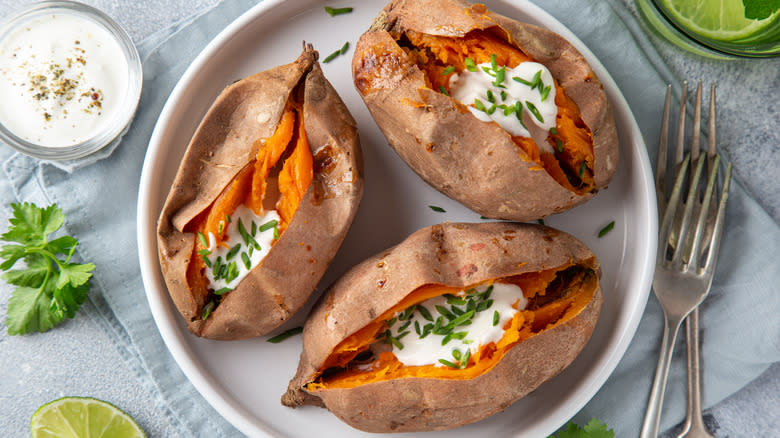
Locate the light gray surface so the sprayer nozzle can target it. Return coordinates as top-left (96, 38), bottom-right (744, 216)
top-left (0, 0), bottom-right (777, 437)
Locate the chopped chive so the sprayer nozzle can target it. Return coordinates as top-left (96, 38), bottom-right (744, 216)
top-left (398, 320), bottom-right (412, 332)
top-left (474, 98), bottom-right (487, 112)
top-left (503, 105), bottom-right (515, 116)
top-left (439, 85), bottom-right (449, 96)
top-left (414, 320), bottom-right (422, 336)
top-left (238, 219), bottom-right (252, 245)
top-left (214, 287), bottom-right (232, 295)
top-left (476, 299), bottom-right (494, 312)
top-left (515, 102), bottom-right (527, 129)
top-left (201, 254), bottom-right (212, 268)
top-left (259, 220), bottom-right (278, 232)
top-left (556, 138), bottom-right (563, 153)
top-left (493, 310), bottom-right (500, 326)
top-left (446, 295), bottom-right (467, 306)
top-left (531, 70), bottom-right (542, 89)
top-left (396, 330), bottom-right (410, 340)
top-left (213, 256), bottom-right (223, 278)
top-left (428, 205), bottom-right (446, 213)
top-left (451, 306), bottom-right (464, 316)
top-left (201, 301), bottom-right (215, 320)
top-left (273, 225), bottom-right (279, 240)
top-left (387, 334), bottom-right (404, 350)
top-left (441, 332), bottom-right (453, 345)
top-left (598, 221), bottom-right (616, 237)
top-left (464, 57), bottom-right (477, 72)
top-left (486, 90), bottom-right (495, 103)
top-left (461, 349), bottom-right (471, 368)
top-left (537, 218), bottom-right (545, 225)
top-left (490, 53), bottom-right (498, 71)
top-left (198, 249), bottom-right (211, 256)
top-left (550, 127), bottom-right (558, 135)
top-left (218, 221), bottom-right (224, 235)
top-left (486, 104), bottom-right (497, 115)
top-left (513, 76), bottom-right (533, 86)
top-left (267, 326), bottom-right (303, 343)
top-left (386, 317), bottom-right (397, 328)
top-left (442, 65), bottom-right (455, 75)
top-left (198, 232), bottom-right (208, 248)
top-left (324, 6), bottom-right (353, 16)
top-left (322, 49), bottom-right (341, 63)
top-left (251, 221), bottom-right (257, 236)
top-left (451, 310), bottom-right (475, 327)
top-left (435, 305), bottom-right (456, 321)
top-left (494, 67), bottom-right (506, 86)
top-left (225, 213), bottom-right (231, 223)
top-left (417, 305), bottom-right (433, 321)
top-left (451, 331), bottom-right (468, 341)
top-left (452, 349), bottom-right (462, 360)
top-left (579, 161), bottom-right (587, 178)
top-left (227, 261), bottom-right (239, 282)
top-left (241, 252), bottom-right (252, 269)
top-left (541, 84), bottom-right (552, 101)
top-left (482, 285), bottom-right (494, 299)
top-left (225, 243), bottom-right (241, 261)
top-left (482, 66), bottom-right (494, 76)
top-left (420, 323), bottom-right (433, 339)
top-left (339, 41), bottom-right (350, 55)
top-left (525, 101), bottom-right (544, 123)
top-left (248, 245), bottom-right (254, 257)
top-left (439, 358), bottom-right (459, 368)
top-left (500, 90), bottom-right (507, 101)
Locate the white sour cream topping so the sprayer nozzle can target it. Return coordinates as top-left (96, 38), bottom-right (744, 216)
top-left (449, 61), bottom-right (557, 151)
top-left (387, 283), bottom-right (528, 368)
top-left (204, 205), bottom-right (280, 291)
top-left (0, 13), bottom-right (128, 147)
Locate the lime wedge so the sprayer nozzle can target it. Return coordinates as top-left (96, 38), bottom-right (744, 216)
top-left (30, 397), bottom-right (146, 438)
top-left (659, 0), bottom-right (780, 41)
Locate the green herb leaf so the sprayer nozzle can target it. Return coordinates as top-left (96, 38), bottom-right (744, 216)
top-left (273, 225), bottom-right (280, 240)
top-left (490, 53), bottom-right (498, 71)
top-left (322, 49), bottom-right (341, 63)
top-left (198, 231), bottom-right (208, 248)
top-left (493, 310), bottom-right (500, 326)
top-left (435, 304), bottom-right (456, 320)
top-left (548, 418), bottom-right (615, 438)
top-left (486, 90), bottom-right (495, 103)
top-left (428, 205), bottom-right (446, 213)
top-left (225, 243), bottom-right (241, 261)
top-left (417, 305), bottom-right (433, 321)
top-left (531, 70), bottom-right (542, 89)
top-left (541, 84), bottom-right (552, 101)
top-left (201, 300), bottom-right (215, 320)
top-left (339, 41), bottom-right (350, 55)
top-left (556, 138), bottom-right (563, 153)
top-left (474, 98), bottom-right (487, 112)
top-left (439, 85), bottom-right (449, 96)
top-left (324, 6), bottom-right (353, 16)
top-left (442, 65), bottom-right (455, 75)
top-left (259, 219), bottom-right (278, 232)
top-left (241, 252), bottom-right (252, 270)
top-left (579, 161), bottom-right (587, 178)
top-left (513, 76), bottom-right (533, 86)
top-left (1, 203), bottom-right (95, 335)
top-left (598, 221), bottom-right (615, 238)
top-left (494, 66), bottom-right (506, 87)
top-left (525, 101), bottom-right (544, 123)
top-left (550, 127), bottom-right (558, 135)
top-left (464, 57), bottom-right (477, 72)
top-left (439, 358), bottom-right (459, 368)
top-left (214, 287), bottom-right (232, 295)
top-left (267, 326), bottom-right (304, 343)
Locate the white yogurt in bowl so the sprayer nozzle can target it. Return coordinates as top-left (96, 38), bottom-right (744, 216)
top-left (0, 1), bottom-right (142, 160)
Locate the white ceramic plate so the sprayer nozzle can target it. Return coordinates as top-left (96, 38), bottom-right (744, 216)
top-left (137, 0), bottom-right (657, 436)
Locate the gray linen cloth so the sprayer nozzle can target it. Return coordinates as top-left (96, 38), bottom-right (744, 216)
top-left (1, 0), bottom-right (777, 436)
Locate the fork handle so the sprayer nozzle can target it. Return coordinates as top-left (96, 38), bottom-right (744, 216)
top-left (640, 314), bottom-right (684, 438)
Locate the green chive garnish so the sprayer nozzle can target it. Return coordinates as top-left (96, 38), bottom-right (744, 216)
top-left (464, 57), bottom-right (477, 72)
top-left (486, 90), bottom-right (495, 103)
top-left (452, 349), bottom-right (462, 360)
top-left (503, 105), bottom-right (515, 116)
top-left (323, 49), bottom-right (341, 63)
top-left (476, 299), bottom-right (494, 312)
top-left (225, 214), bottom-right (231, 223)
top-left (198, 249), bottom-right (211, 256)
top-left (201, 301), bottom-right (215, 320)
top-left (201, 254), bottom-right (212, 268)
top-left (324, 6), bottom-right (353, 16)
top-left (556, 138), bottom-right (563, 153)
top-left (251, 221), bottom-right (257, 237)
top-left (446, 295), bottom-right (467, 306)
top-left (490, 53), bottom-right (498, 71)
top-left (493, 310), bottom-right (499, 326)
top-left (214, 287), bottom-right (232, 295)
top-left (387, 334), bottom-right (404, 350)
top-left (435, 305), bottom-right (456, 321)
top-left (267, 326), bottom-right (303, 343)
top-left (525, 101), bottom-right (544, 123)
top-left (226, 243), bottom-right (241, 261)
top-left (541, 84), bottom-right (552, 101)
top-left (550, 127), bottom-right (558, 135)
top-left (494, 67), bottom-right (506, 86)
top-left (429, 205), bottom-right (446, 213)
top-left (486, 104), bottom-right (497, 115)
top-left (474, 98), bottom-right (487, 112)
top-left (339, 41), bottom-right (350, 55)
top-left (218, 221), bottom-right (224, 235)
top-left (598, 221), bottom-right (616, 237)
top-left (417, 305), bottom-right (433, 321)
top-left (273, 225), bottom-right (280, 240)
top-left (500, 90), bottom-right (507, 101)
top-left (439, 85), bottom-right (449, 96)
top-left (439, 358), bottom-right (459, 368)
top-left (461, 349), bottom-right (471, 368)
top-left (513, 76), bottom-right (533, 86)
top-left (198, 232), bottom-right (208, 248)
top-left (241, 252), bottom-right (251, 269)
top-left (238, 218), bottom-right (252, 245)
top-left (579, 161), bottom-right (587, 178)
top-left (259, 219), bottom-right (278, 232)
top-left (442, 65), bottom-right (455, 75)
top-left (414, 320), bottom-right (422, 336)
top-left (531, 70), bottom-right (542, 89)
top-left (480, 216), bottom-right (489, 219)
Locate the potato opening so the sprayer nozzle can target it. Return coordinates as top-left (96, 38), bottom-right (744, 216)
top-left (393, 28), bottom-right (595, 194)
top-left (182, 92), bottom-right (314, 320)
top-left (305, 263), bottom-right (598, 390)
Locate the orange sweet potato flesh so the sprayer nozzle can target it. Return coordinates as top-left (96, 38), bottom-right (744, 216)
top-left (401, 29), bottom-right (594, 193)
top-left (307, 264), bottom-right (597, 390)
top-left (183, 104), bottom-right (313, 304)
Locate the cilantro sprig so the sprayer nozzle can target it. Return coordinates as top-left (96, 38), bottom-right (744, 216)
top-left (548, 419), bottom-right (615, 438)
top-left (1, 203), bottom-right (95, 335)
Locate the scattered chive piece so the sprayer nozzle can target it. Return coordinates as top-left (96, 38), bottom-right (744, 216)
top-left (238, 219), bottom-right (252, 245)
top-left (439, 85), bottom-right (449, 96)
top-left (248, 245), bottom-right (254, 257)
top-left (201, 254), bottom-right (212, 268)
top-left (525, 101), bottom-right (544, 123)
top-left (439, 359), bottom-right (459, 369)
top-left (556, 138), bottom-right (563, 153)
top-left (213, 257), bottom-right (223, 278)
top-left (273, 225), bottom-right (280, 240)
top-left (493, 310), bottom-right (499, 326)
top-left (452, 349), bottom-right (462, 361)
top-left (503, 105), bottom-right (515, 116)
top-left (481, 66), bottom-right (494, 76)
top-left (225, 213), bottom-right (231, 223)
top-left (550, 127), bottom-right (558, 135)
top-left (435, 305), bottom-right (455, 320)
top-left (464, 57), bottom-right (477, 72)
top-left (267, 327), bottom-right (303, 343)
top-left (197, 249), bottom-right (211, 256)
top-left (198, 232), bottom-right (208, 248)
top-left (414, 320), bottom-right (422, 336)
top-left (494, 67), bottom-right (506, 86)
top-left (339, 41), bottom-right (350, 55)
top-left (541, 85), bottom-right (552, 101)
top-left (500, 90), bottom-right (507, 101)
top-left (486, 90), bottom-right (495, 103)
top-left (598, 221), bottom-right (616, 237)
top-left (387, 334), bottom-right (404, 349)
top-left (490, 53), bottom-right (498, 71)
top-left (441, 332), bottom-right (454, 345)
top-left (513, 76), bottom-right (533, 86)
top-left (324, 6), bottom-right (353, 16)
top-left (251, 221), bottom-right (257, 237)
top-left (486, 104), bottom-right (497, 115)
top-left (429, 205), bottom-right (446, 213)
top-left (218, 221), bottom-right (224, 235)
top-left (201, 301), bottom-right (215, 320)
top-left (579, 161), bottom-right (587, 178)
top-left (241, 252), bottom-right (252, 269)
top-left (259, 219), bottom-right (278, 232)
top-left (537, 219), bottom-right (545, 225)
top-left (225, 243), bottom-right (241, 261)
top-left (417, 305), bottom-right (433, 321)
top-left (531, 70), bottom-right (542, 89)
top-left (474, 98), bottom-right (487, 112)
top-left (214, 287), bottom-right (232, 295)
top-left (322, 49), bottom-right (341, 63)
top-left (442, 65), bottom-right (455, 75)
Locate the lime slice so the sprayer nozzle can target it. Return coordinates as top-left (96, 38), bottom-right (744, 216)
top-left (659, 0), bottom-right (780, 41)
top-left (30, 397), bottom-right (146, 438)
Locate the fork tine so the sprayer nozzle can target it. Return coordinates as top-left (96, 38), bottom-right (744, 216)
top-left (691, 81), bottom-right (702, 161)
top-left (672, 154), bottom-right (706, 267)
top-left (685, 155), bottom-right (721, 270)
top-left (703, 162), bottom-right (732, 276)
top-left (656, 85), bottom-right (672, 212)
top-left (675, 82), bottom-right (688, 167)
top-left (659, 154), bottom-right (691, 263)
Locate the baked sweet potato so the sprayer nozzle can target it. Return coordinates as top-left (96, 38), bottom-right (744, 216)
top-left (282, 222), bottom-right (602, 432)
top-left (352, 0), bottom-right (618, 221)
top-left (157, 44), bottom-right (363, 340)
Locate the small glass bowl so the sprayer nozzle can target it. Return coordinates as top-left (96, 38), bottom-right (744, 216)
top-left (0, 1), bottom-right (142, 161)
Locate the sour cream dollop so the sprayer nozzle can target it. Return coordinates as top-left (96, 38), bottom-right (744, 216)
top-left (385, 283), bottom-right (528, 368)
top-left (449, 60), bottom-right (557, 150)
top-left (0, 13), bottom-right (128, 147)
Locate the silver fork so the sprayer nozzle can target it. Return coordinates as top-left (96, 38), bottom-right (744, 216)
top-left (639, 82), bottom-right (732, 438)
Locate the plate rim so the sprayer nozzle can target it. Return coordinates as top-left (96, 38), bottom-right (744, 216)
top-left (136, 0), bottom-right (658, 436)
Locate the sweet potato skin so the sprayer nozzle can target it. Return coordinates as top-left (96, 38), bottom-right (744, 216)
top-left (157, 46), bottom-right (364, 340)
top-left (282, 222), bottom-right (602, 432)
top-left (352, 0), bottom-right (618, 221)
